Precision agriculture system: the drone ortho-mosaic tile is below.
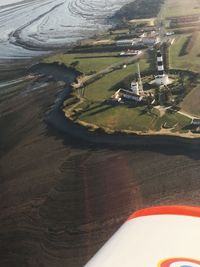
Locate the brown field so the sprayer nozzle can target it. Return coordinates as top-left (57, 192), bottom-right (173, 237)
top-left (181, 84), bottom-right (200, 116)
top-left (185, 32), bottom-right (198, 54)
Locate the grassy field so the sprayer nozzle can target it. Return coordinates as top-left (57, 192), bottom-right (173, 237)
top-left (154, 111), bottom-right (191, 132)
top-left (69, 56), bottom-right (191, 133)
top-left (169, 32), bottom-right (200, 71)
top-left (83, 59), bottom-right (149, 102)
top-left (43, 52), bottom-right (128, 74)
top-left (164, 0), bottom-right (200, 17)
top-left (78, 104), bottom-right (158, 132)
top-left (74, 102), bottom-right (190, 133)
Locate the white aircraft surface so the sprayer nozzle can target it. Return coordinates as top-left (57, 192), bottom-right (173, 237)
top-left (85, 205), bottom-right (200, 267)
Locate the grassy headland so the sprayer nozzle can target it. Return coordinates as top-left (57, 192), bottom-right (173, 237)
top-left (43, 0), bottom-right (200, 138)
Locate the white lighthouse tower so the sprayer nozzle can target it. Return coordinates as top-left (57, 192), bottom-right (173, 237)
top-left (155, 50), bottom-right (169, 85)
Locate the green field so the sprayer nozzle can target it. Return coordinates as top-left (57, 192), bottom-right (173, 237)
top-left (75, 103), bottom-right (190, 133)
top-left (78, 105), bottom-right (158, 132)
top-left (154, 111), bottom-right (191, 132)
top-left (43, 52), bottom-right (129, 74)
top-left (69, 57), bottom-right (191, 133)
top-left (83, 59), bottom-right (149, 102)
top-left (44, 19), bottom-right (194, 134)
top-left (164, 0), bottom-right (200, 17)
top-left (169, 32), bottom-right (200, 72)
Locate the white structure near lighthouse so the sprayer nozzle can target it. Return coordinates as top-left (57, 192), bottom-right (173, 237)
top-left (111, 64), bottom-right (144, 103)
top-left (130, 81), bottom-right (139, 95)
top-left (130, 64), bottom-right (144, 95)
top-left (155, 50), bottom-right (169, 85)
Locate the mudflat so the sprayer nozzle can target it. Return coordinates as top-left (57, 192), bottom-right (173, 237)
top-left (1, 62), bottom-right (200, 267)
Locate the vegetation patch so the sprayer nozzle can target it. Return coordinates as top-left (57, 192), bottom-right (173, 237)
top-left (153, 110), bottom-right (191, 132)
top-left (113, 0), bottom-right (164, 21)
top-left (179, 32), bottom-right (197, 56)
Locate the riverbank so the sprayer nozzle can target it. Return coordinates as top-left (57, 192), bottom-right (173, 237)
top-left (26, 62), bottom-right (199, 147)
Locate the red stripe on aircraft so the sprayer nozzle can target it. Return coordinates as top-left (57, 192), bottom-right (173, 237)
top-left (160, 258), bottom-right (200, 267)
top-left (128, 206), bottom-right (200, 221)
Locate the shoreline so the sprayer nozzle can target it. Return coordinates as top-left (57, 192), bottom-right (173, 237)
top-left (32, 64), bottom-right (200, 148)
top-left (48, 103), bottom-right (200, 149)
top-left (5, 0), bottom-right (200, 147)
top-left (63, 68), bottom-right (200, 142)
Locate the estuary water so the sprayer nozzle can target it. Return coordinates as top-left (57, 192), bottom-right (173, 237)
top-left (0, 0), bottom-right (132, 59)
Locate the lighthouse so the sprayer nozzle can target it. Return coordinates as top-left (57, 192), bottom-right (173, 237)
top-left (155, 50), bottom-right (169, 85)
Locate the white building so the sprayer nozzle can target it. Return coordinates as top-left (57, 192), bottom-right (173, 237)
top-left (130, 81), bottom-right (139, 95)
top-left (119, 89), bottom-right (143, 102)
top-left (119, 50), bottom-right (142, 56)
top-left (116, 38), bottom-right (141, 47)
top-left (112, 64), bottom-right (144, 104)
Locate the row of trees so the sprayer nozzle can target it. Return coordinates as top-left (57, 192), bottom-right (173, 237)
top-left (114, 0), bottom-right (164, 21)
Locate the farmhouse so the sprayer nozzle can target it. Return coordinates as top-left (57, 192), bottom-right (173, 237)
top-left (191, 119), bottom-right (200, 126)
top-left (141, 36), bottom-right (160, 46)
top-left (119, 50), bottom-right (142, 56)
top-left (116, 39), bottom-right (138, 47)
top-left (116, 39), bottom-right (133, 46)
top-left (113, 89), bottom-right (143, 102)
